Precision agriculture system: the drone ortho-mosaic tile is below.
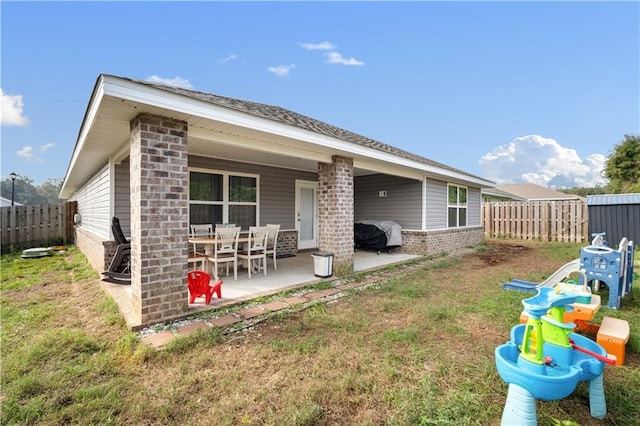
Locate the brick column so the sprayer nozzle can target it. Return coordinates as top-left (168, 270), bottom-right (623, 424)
top-left (130, 114), bottom-right (189, 326)
top-left (318, 155), bottom-right (354, 276)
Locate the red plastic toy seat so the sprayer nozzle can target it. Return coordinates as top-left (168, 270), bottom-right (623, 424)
top-left (187, 270), bottom-right (222, 304)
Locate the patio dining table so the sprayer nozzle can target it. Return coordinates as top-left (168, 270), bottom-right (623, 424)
top-left (189, 233), bottom-right (262, 274)
top-left (188, 233), bottom-right (249, 255)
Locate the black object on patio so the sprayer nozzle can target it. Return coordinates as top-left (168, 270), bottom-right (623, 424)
top-left (354, 223), bottom-right (388, 254)
top-left (102, 217), bottom-right (131, 284)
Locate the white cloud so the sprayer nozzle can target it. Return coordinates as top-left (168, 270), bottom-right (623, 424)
top-left (145, 75), bottom-right (194, 89)
top-left (297, 41), bottom-right (336, 51)
top-left (17, 146), bottom-right (35, 161)
top-left (39, 143), bottom-right (55, 152)
top-left (325, 52), bottom-right (364, 66)
top-left (479, 135), bottom-right (607, 188)
top-left (220, 54), bottom-right (238, 63)
top-left (17, 143), bottom-right (55, 163)
top-left (267, 64), bottom-right (295, 77)
top-left (1, 88), bottom-right (29, 126)
top-left (298, 41), bottom-right (364, 67)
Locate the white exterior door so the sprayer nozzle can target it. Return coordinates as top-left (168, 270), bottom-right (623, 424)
top-left (295, 180), bottom-right (317, 250)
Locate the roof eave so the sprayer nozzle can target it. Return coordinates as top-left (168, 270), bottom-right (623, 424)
top-left (60, 75), bottom-right (495, 198)
top-left (60, 75), bottom-right (108, 199)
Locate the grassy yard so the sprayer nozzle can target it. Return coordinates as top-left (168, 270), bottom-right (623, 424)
top-left (1, 240), bottom-right (638, 425)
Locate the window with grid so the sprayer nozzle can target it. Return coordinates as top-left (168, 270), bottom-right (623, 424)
top-left (189, 170), bottom-right (258, 230)
top-left (447, 184), bottom-right (467, 227)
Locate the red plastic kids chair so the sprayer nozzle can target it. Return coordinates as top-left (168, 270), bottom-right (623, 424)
top-left (187, 270), bottom-right (222, 304)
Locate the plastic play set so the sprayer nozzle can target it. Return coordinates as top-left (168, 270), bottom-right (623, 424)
top-left (495, 234), bottom-right (635, 425)
top-left (503, 233), bottom-right (634, 310)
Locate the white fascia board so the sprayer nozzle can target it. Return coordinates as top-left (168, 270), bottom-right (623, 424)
top-left (352, 158), bottom-right (424, 181)
top-left (441, 173), bottom-right (494, 188)
top-left (60, 77), bottom-right (108, 198)
top-left (103, 76), bottom-right (495, 188)
top-left (529, 197), bottom-right (579, 201)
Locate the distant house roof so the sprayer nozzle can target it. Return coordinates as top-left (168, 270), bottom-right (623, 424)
top-left (0, 196), bottom-right (22, 207)
top-left (587, 193), bottom-right (640, 206)
top-left (494, 183), bottom-right (581, 201)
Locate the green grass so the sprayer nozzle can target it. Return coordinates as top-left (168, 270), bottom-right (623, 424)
top-left (1, 240), bottom-right (639, 425)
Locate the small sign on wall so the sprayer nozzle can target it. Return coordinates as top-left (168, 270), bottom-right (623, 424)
top-left (378, 190), bottom-right (387, 198)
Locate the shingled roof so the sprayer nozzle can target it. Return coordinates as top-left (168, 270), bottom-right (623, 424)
top-left (120, 76), bottom-right (488, 183)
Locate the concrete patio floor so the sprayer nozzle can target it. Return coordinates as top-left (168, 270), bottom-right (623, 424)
top-left (100, 249), bottom-right (421, 330)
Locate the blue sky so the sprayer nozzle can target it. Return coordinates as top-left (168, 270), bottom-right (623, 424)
top-left (2, 1), bottom-right (638, 189)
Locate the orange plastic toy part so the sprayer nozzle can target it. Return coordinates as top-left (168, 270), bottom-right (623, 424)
top-left (597, 316), bottom-right (630, 366)
top-left (187, 270), bottom-right (222, 304)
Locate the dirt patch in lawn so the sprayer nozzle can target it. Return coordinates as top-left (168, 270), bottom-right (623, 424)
top-left (476, 241), bottom-right (531, 266)
top-left (2, 251), bottom-right (119, 341)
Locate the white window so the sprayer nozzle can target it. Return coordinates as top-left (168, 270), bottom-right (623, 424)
top-left (189, 169), bottom-right (259, 230)
top-left (447, 184), bottom-right (467, 227)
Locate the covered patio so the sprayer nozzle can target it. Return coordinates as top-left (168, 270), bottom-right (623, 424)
top-left (63, 75), bottom-right (491, 330)
top-left (101, 249), bottom-right (420, 330)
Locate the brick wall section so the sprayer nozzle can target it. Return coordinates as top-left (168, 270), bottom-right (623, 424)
top-left (75, 226), bottom-right (112, 272)
top-left (401, 226), bottom-right (484, 255)
top-left (276, 229), bottom-right (298, 257)
top-left (103, 241), bottom-right (117, 270)
top-left (130, 114), bottom-right (190, 327)
top-left (318, 156), bottom-right (354, 276)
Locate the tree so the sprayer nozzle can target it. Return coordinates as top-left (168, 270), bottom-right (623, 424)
top-left (36, 178), bottom-right (64, 203)
top-left (559, 186), bottom-right (607, 197)
top-left (0, 175), bottom-right (63, 205)
top-left (604, 134), bottom-right (640, 193)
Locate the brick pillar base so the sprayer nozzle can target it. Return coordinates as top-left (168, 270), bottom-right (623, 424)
top-left (318, 156), bottom-right (354, 276)
top-left (130, 114), bottom-right (189, 326)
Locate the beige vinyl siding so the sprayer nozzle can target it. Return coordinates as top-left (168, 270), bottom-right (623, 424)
top-left (114, 159), bottom-right (131, 237)
top-left (425, 179), bottom-right (448, 230)
top-left (354, 174), bottom-right (422, 229)
top-left (69, 163), bottom-right (111, 239)
top-left (189, 156), bottom-right (316, 229)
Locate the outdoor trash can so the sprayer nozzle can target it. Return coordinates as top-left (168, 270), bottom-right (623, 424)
top-left (312, 252), bottom-right (333, 278)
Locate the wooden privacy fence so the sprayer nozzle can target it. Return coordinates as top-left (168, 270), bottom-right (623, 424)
top-left (482, 200), bottom-right (588, 243)
top-left (0, 201), bottom-right (77, 253)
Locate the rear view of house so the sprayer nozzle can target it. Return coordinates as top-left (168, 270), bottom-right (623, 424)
top-left (60, 74), bottom-right (494, 328)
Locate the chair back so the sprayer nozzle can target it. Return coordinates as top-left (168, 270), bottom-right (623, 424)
top-left (266, 224), bottom-right (280, 249)
top-left (190, 224), bottom-right (213, 237)
top-left (247, 226), bottom-right (269, 252)
top-left (187, 270), bottom-right (221, 304)
top-left (215, 226), bottom-right (241, 255)
top-left (187, 270), bottom-right (211, 292)
top-left (112, 217), bottom-right (129, 245)
top-left (215, 223), bottom-right (236, 229)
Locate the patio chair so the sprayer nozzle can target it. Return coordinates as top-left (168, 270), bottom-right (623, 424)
top-left (187, 270), bottom-right (222, 304)
top-left (206, 226), bottom-right (241, 280)
top-left (191, 223), bottom-right (214, 236)
top-left (265, 224), bottom-right (280, 270)
top-left (237, 226), bottom-right (269, 279)
top-left (190, 224), bottom-right (213, 255)
top-left (187, 251), bottom-right (206, 271)
top-left (102, 217), bottom-right (131, 284)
